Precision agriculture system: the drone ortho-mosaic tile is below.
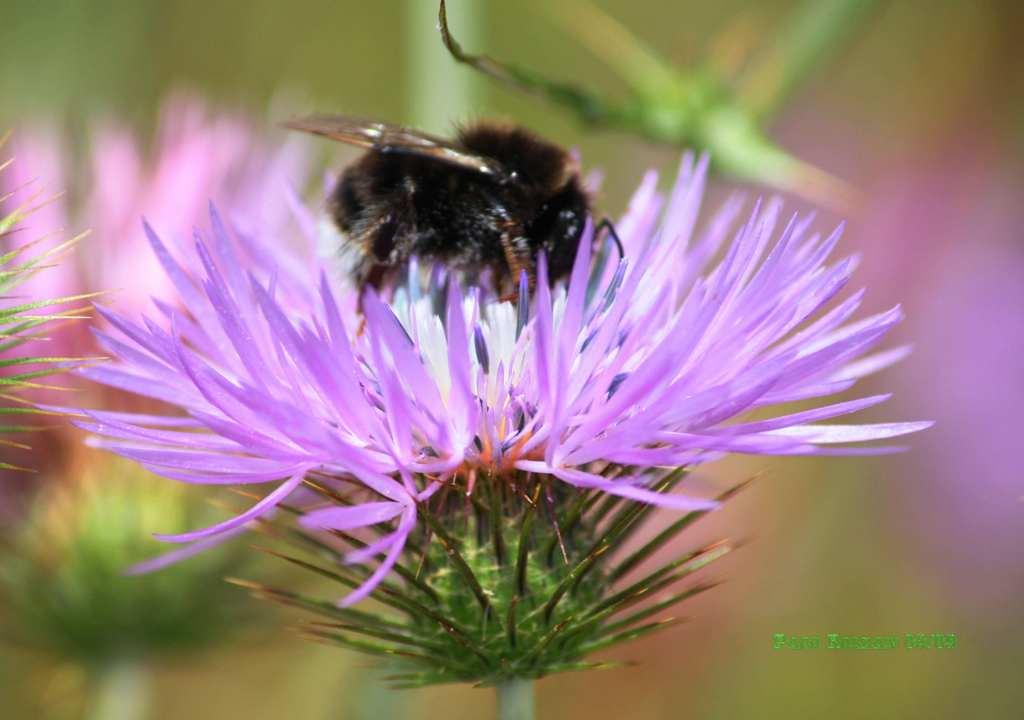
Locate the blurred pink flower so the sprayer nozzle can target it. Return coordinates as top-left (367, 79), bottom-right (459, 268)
top-left (862, 143), bottom-right (1024, 611)
top-left (769, 86), bottom-right (1017, 576)
top-left (0, 131), bottom-right (78, 305)
top-left (0, 93), bottom-right (314, 488)
top-left (1, 93), bottom-right (313, 321)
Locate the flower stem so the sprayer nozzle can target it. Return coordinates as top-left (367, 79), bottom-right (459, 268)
top-left (496, 678), bottom-right (535, 720)
top-left (405, 0), bottom-right (483, 133)
top-left (85, 660), bottom-right (151, 720)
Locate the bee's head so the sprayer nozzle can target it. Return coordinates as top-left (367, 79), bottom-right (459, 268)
top-left (526, 178), bottom-right (590, 282)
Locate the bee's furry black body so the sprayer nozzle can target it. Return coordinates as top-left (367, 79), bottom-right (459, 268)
top-left (330, 122), bottom-right (589, 291)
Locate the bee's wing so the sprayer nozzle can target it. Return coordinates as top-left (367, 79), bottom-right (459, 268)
top-left (283, 114), bottom-right (509, 180)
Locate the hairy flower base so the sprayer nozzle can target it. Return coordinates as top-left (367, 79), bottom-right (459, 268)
top-left (238, 469), bottom-right (739, 687)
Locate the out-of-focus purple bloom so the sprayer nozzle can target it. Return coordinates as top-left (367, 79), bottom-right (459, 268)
top-left (0, 132), bottom-right (77, 307)
top-left (1, 94), bottom-right (311, 320)
top-left (75, 153), bottom-right (929, 604)
top-left (0, 94), bottom-right (314, 501)
top-left (867, 152), bottom-right (1023, 612)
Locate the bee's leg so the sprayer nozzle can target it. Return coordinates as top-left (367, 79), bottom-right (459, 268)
top-left (595, 217), bottom-right (625, 261)
top-left (499, 232), bottom-right (534, 303)
top-left (354, 263), bottom-right (391, 336)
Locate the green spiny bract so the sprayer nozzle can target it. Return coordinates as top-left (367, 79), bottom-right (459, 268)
top-left (244, 468), bottom-right (743, 688)
top-left (0, 135), bottom-right (93, 468)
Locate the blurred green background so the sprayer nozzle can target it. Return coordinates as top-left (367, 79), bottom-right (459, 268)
top-left (1, 1), bottom-right (1021, 718)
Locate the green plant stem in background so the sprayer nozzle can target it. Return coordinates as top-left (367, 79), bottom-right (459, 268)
top-left (85, 660), bottom-right (151, 720)
top-left (439, 0), bottom-right (880, 210)
top-left (405, 0), bottom-right (483, 132)
top-left (349, 668), bottom-right (408, 720)
top-left (497, 679), bottom-right (535, 720)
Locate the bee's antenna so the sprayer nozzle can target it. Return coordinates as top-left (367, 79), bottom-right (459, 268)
top-left (596, 217), bottom-right (625, 262)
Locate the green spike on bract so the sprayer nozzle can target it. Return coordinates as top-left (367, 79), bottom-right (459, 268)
top-left (0, 137), bottom-right (89, 468)
top-left (243, 470), bottom-right (744, 688)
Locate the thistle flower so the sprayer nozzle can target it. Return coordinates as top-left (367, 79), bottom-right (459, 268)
top-left (74, 153), bottom-right (928, 700)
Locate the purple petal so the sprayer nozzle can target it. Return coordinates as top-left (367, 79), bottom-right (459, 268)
top-left (126, 525), bottom-right (249, 575)
top-left (551, 467), bottom-right (720, 511)
top-left (299, 501), bottom-right (405, 531)
top-left (766, 421), bottom-right (935, 444)
top-left (153, 466), bottom-right (308, 542)
top-left (339, 505), bottom-right (417, 607)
